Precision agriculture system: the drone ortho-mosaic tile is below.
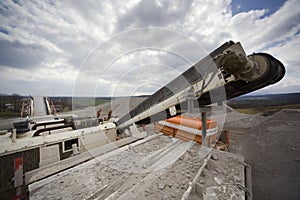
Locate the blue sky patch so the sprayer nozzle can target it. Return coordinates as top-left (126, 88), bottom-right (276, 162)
top-left (231, 0), bottom-right (287, 17)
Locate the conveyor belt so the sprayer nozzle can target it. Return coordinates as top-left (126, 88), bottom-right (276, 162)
top-left (116, 42), bottom-right (285, 127)
top-left (33, 96), bottom-right (48, 117)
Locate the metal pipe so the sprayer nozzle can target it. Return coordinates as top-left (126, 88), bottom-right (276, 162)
top-left (201, 111), bottom-right (207, 146)
top-left (12, 128), bottom-right (17, 142)
top-left (45, 97), bottom-right (51, 115)
top-left (245, 163), bottom-right (253, 200)
top-left (31, 119), bottom-right (65, 130)
top-left (33, 124), bottom-right (74, 137)
top-left (181, 152), bottom-right (212, 200)
top-left (187, 88), bottom-right (195, 114)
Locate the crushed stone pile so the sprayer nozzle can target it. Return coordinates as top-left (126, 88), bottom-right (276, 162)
top-left (30, 134), bottom-right (247, 200)
top-left (223, 109), bottom-right (266, 129)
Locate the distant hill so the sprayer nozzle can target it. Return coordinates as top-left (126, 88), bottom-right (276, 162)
top-left (227, 93), bottom-right (300, 108)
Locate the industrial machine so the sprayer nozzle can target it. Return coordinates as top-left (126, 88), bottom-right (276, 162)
top-left (116, 41), bottom-right (285, 128)
top-left (0, 41), bottom-right (285, 199)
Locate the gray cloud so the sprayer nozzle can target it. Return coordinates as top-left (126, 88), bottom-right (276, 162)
top-left (0, 0), bottom-right (299, 96)
top-left (117, 0), bottom-right (193, 30)
top-left (0, 39), bottom-right (42, 69)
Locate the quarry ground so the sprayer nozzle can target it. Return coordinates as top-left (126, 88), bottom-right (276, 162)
top-left (1, 98), bottom-right (299, 199)
top-left (223, 108), bottom-right (300, 200)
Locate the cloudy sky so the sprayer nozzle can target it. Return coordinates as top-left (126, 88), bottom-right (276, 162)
top-left (0, 0), bottom-right (299, 97)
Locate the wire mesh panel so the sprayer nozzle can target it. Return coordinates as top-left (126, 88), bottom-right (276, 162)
top-left (0, 148), bottom-right (40, 199)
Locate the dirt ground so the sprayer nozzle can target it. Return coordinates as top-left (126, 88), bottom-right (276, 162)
top-left (225, 109), bottom-right (300, 200)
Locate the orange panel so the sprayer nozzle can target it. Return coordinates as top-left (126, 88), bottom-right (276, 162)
top-left (155, 117), bottom-right (218, 146)
top-left (166, 115), bottom-right (217, 130)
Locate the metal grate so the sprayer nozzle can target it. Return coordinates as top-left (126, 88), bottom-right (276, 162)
top-left (0, 148), bottom-right (40, 199)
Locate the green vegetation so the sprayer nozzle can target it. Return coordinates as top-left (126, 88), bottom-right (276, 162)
top-left (72, 98), bottom-right (109, 107)
top-left (0, 95), bottom-right (111, 117)
top-left (0, 110), bottom-right (20, 118)
top-left (236, 104), bottom-right (300, 115)
top-left (51, 97), bottom-right (111, 111)
top-left (0, 94), bottom-right (24, 118)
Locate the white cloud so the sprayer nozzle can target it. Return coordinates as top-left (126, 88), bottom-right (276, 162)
top-left (251, 33), bottom-right (300, 94)
top-left (0, 0), bottom-right (299, 96)
top-left (228, 0), bottom-right (300, 53)
top-left (254, 76), bottom-right (300, 95)
top-left (267, 34), bottom-right (300, 73)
